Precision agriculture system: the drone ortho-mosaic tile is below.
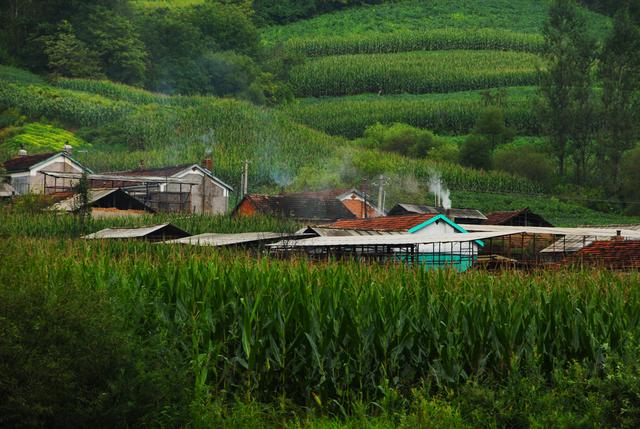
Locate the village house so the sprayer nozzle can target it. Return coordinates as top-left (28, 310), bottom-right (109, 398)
top-left (233, 189), bottom-right (382, 223)
top-left (101, 160), bottom-right (233, 214)
top-left (1, 150), bottom-right (91, 195)
top-left (483, 207), bottom-right (553, 227)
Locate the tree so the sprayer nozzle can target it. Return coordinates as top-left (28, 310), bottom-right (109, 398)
top-left (39, 20), bottom-right (103, 79)
top-left (362, 123), bottom-right (444, 158)
top-left (540, 0), bottom-right (596, 178)
top-left (493, 144), bottom-right (555, 189)
top-left (471, 107), bottom-right (515, 150)
top-left (620, 146), bottom-right (640, 214)
top-left (460, 135), bottom-right (492, 171)
top-left (79, 6), bottom-right (147, 85)
top-left (598, 7), bottom-right (640, 192)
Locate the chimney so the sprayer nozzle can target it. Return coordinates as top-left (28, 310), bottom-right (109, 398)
top-left (612, 230), bottom-right (624, 241)
top-left (202, 156), bottom-right (213, 171)
top-left (63, 144), bottom-right (72, 155)
top-left (138, 159), bottom-right (145, 170)
top-left (18, 148), bottom-right (27, 157)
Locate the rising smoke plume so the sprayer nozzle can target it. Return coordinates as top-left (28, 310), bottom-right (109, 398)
top-left (428, 170), bottom-right (451, 210)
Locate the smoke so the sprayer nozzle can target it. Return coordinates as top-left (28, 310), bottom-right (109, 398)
top-left (428, 170), bottom-right (451, 210)
top-left (271, 169), bottom-right (293, 188)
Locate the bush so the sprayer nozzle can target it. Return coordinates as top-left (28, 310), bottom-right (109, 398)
top-left (621, 146), bottom-right (640, 214)
top-left (362, 122), bottom-right (446, 158)
top-left (460, 135), bottom-right (492, 170)
top-left (493, 144), bottom-right (555, 189)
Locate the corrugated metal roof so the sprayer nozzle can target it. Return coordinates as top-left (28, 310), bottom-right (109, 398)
top-left (270, 230), bottom-right (519, 249)
top-left (460, 224), bottom-right (640, 239)
top-left (390, 204), bottom-right (487, 220)
top-left (42, 171), bottom-right (202, 185)
top-left (540, 224), bottom-right (640, 253)
top-left (164, 232), bottom-right (296, 247)
top-left (324, 214), bottom-right (438, 231)
top-left (51, 188), bottom-right (119, 212)
top-left (483, 208), bottom-right (553, 227)
top-left (83, 223), bottom-right (189, 239)
top-left (237, 194), bottom-right (356, 221)
top-left (302, 226), bottom-right (403, 237)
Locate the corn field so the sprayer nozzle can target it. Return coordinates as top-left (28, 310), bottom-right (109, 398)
top-left (4, 237), bottom-right (640, 410)
top-left (280, 29), bottom-right (544, 57)
top-left (282, 87), bottom-right (540, 138)
top-left (291, 50), bottom-right (543, 97)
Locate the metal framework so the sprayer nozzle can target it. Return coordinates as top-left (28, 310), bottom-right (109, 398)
top-left (41, 171), bottom-right (199, 213)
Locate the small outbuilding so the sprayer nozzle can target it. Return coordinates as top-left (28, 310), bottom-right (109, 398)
top-left (51, 188), bottom-right (155, 218)
top-left (83, 223), bottom-right (190, 241)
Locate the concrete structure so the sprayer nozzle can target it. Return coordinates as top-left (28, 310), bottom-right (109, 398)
top-left (106, 164), bottom-right (233, 214)
top-left (1, 151), bottom-right (91, 195)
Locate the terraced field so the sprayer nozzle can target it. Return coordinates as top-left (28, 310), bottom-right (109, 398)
top-left (268, 0), bottom-right (609, 138)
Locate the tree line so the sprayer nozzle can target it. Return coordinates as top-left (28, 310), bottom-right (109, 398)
top-left (540, 0), bottom-right (640, 211)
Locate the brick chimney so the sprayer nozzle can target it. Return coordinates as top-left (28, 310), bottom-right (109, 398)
top-left (202, 156), bottom-right (213, 171)
top-left (63, 143), bottom-right (72, 155)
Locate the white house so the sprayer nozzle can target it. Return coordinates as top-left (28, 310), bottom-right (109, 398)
top-left (109, 163), bottom-right (233, 214)
top-left (1, 151), bottom-right (91, 195)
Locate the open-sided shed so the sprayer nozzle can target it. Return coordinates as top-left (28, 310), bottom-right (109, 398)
top-left (83, 223), bottom-right (190, 241)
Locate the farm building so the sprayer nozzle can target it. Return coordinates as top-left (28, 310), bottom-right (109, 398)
top-left (50, 188), bottom-right (155, 218)
top-left (83, 223), bottom-right (190, 241)
top-left (388, 203), bottom-right (486, 224)
top-left (293, 189), bottom-right (384, 218)
top-left (164, 232), bottom-right (303, 248)
top-left (1, 150), bottom-right (91, 195)
top-left (41, 161), bottom-right (233, 214)
top-left (277, 214), bottom-right (484, 271)
top-left (565, 238), bottom-right (640, 269)
top-left (540, 224), bottom-right (640, 259)
top-left (483, 207), bottom-right (553, 227)
top-left (103, 162), bottom-right (233, 214)
top-left (233, 193), bottom-right (357, 223)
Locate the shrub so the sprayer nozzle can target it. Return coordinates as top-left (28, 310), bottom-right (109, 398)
top-left (460, 135), bottom-right (492, 170)
top-left (494, 144), bottom-right (555, 189)
top-left (362, 122), bottom-right (446, 158)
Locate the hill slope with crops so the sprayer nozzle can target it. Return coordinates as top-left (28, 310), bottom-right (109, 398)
top-left (267, 0), bottom-right (609, 138)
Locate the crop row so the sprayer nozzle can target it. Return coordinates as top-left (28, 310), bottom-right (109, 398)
top-left (290, 50), bottom-right (542, 97)
top-left (282, 87), bottom-right (540, 138)
top-left (5, 238), bottom-right (639, 407)
top-left (280, 28), bottom-right (544, 57)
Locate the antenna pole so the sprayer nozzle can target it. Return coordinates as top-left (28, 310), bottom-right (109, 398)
top-left (242, 159), bottom-right (249, 196)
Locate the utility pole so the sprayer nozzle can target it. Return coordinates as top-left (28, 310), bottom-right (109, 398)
top-left (241, 159), bottom-right (249, 197)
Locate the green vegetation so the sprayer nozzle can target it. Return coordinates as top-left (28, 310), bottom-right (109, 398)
top-left (281, 87), bottom-right (539, 138)
top-left (1, 123), bottom-right (90, 155)
top-left (3, 237), bottom-right (640, 426)
top-left (279, 28), bottom-right (545, 57)
top-left (291, 50), bottom-right (542, 97)
top-left (262, 0), bottom-right (611, 42)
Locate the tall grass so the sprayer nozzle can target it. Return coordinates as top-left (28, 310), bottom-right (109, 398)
top-left (290, 50), bottom-right (542, 97)
top-left (4, 237), bottom-right (640, 411)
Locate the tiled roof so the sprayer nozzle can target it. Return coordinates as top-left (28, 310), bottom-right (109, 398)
top-left (389, 204), bottom-right (486, 220)
top-left (242, 194), bottom-right (356, 221)
top-left (569, 239), bottom-right (640, 269)
top-left (2, 152), bottom-right (58, 173)
top-left (325, 214), bottom-right (438, 231)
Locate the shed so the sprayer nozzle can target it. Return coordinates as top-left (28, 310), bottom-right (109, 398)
top-left (483, 207), bottom-right (553, 227)
top-left (51, 188), bottom-right (154, 217)
top-left (293, 189), bottom-right (383, 218)
top-left (387, 203), bottom-right (486, 224)
top-left (83, 223), bottom-right (190, 241)
top-left (233, 194), bottom-right (356, 223)
top-left (164, 232), bottom-right (302, 247)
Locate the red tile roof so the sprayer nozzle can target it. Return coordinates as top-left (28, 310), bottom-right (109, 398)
top-left (325, 214), bottom-right (438, 231)
top-left (570, 239), bottom-right (640, 269)
top-left (2, 152), bottom-right (58, 173)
